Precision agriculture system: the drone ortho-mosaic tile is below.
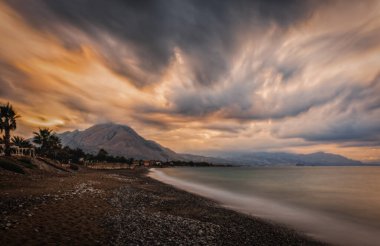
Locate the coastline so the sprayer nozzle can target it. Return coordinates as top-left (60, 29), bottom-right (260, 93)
top-left (149, 167), bottom-right (380, 246)
top-left (0, 167), bottom-right (324, 245)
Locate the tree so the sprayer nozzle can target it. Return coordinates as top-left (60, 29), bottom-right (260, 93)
top-left (11, 136), bottom-right (32, 148)
top-left (33, 128), bottom-right (52, 151)
top-left (72, 148), bottom-right (85, 162)
top-left (0, 103), bottom-right (19, 156)
top-left (33, 128), bottom-right (61, 156)
top-left (96, 148), bottom-right (108, 161)
top-left (48, 135), bottom-right (62, 150)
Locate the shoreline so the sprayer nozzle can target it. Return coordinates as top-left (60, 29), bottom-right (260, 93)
top-left (0, 167), bottom-right (325, 245)
top-left (149, 167), bottom-right (380, 246)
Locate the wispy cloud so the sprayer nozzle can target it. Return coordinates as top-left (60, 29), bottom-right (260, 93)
top-left (0, 0), bottom-right (379, 161)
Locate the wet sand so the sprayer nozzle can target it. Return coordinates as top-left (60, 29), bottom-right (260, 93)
top-left (0, 167), bottom-right (325, 245)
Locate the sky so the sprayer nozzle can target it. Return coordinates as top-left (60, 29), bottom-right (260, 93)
top-left (0, 0), bottom-right (379, 161)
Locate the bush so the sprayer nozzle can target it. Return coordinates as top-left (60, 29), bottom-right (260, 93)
top-left (0, 158), bottom-right (25, 174)
top-left (17, 157), bottom-right (36, 169)
top-left (69, 164), bottom-right (79, 171)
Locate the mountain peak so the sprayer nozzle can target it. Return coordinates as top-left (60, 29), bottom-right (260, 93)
top-left (58, 123), bottom-right (180, 161)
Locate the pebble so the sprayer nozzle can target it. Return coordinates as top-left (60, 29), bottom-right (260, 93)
top-left (106, 185), bottom-right (221, 245)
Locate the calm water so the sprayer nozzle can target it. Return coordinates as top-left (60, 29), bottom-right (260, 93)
top-left (150, 167), bottom-right (380, 246)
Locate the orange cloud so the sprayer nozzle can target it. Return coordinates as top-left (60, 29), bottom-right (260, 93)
top-left (1, 1), bottom-right (379, 161)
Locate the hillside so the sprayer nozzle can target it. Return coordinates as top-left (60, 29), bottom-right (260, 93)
top-left (58, 123), bottom-right (182, 161)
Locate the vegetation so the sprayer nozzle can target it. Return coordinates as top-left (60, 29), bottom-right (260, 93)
top-left (0, 158), bottom-right (25, 174)
top-left (17, 156), bottom-right (36, 169)
top-left (0, 103), bottom-right (19, 156)
top-left (33, 128), bottom-right (60, 149)
top-left (31, 130), bottom-right (131, 164)
top-left (33, 128), bottom-right (62, 156)
top-left (54, 146), bottom-right (86, 164)
top-left (96, 148), bottom-right (109, 161)
top-left (86, 148), bottom-right (129, 163)
top-left (11, 136), bottom-right (32, 148)
top-left (170, 160), bottom-right (214, 167)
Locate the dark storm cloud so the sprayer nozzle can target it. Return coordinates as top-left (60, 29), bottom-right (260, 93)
top-left (203, 124), bottom-right (248, 134)
top-left (131, 114), bottom-right (174, 130)
top-left (341, 140), bottom-right (380, 148)
top-left (137, 70), bottom-right (345, 121)
top-left (341, 75), bottom-right (380, 112)
top-left (273, 74), bottom-right (380, 144)
top-left (60, 97), bottom-right (93, 114)
top-left (297, 124), bottom-right (380, 143)
top-left (6, 0), bottom-right (321, 87)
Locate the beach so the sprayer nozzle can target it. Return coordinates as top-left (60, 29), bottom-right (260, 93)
top-left (150, 167), bottom-right (380, 246)
top-left (0, 167), bottom-right (324, 245)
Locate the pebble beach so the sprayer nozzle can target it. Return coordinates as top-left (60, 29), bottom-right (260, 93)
top-left (0, 167), bottom-right (325, 245)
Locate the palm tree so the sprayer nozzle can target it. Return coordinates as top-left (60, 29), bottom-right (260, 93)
top-left (11, 136), bottom-right (32, 148)
top-left (33, 128), bottom-right (53, 152)
top-left (33, 128), bottom-right (61, 156)
top-left (0, 103), bottom-right (19, 156)
top-left (48, 135), bottom-right (62, 150)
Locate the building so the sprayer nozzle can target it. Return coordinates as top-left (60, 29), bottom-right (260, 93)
top-left (0, 144), bottom-right (35, 157)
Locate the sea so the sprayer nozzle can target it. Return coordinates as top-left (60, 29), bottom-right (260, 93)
top-left (150, 166), bottom-right (380, 246)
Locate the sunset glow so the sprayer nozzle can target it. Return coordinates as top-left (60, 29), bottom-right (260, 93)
top-left (1, 0), bottom-right (380, 161)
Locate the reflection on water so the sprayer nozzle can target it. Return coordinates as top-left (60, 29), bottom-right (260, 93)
top-left (150, 167), bottom-right (380, 246)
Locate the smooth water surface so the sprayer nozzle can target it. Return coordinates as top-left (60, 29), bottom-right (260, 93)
top-left (150, 166), bottom-right (380, 246)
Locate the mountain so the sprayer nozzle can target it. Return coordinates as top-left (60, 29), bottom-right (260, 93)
top-left (179, 153), bottom-right (230, 164)
top-left (219, 151), bottom-right (362, 166)
top-left (58, 123), bottom-right (362, 166)
top-left (363, 160), bottom-right (380, 165)
top-left (58, 123), bottom-right (182, 161)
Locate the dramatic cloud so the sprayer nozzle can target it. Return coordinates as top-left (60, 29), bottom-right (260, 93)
top-left (0, 0), bottom-right (379, 161)
top-left (6, 0), bottom-right (321, 87)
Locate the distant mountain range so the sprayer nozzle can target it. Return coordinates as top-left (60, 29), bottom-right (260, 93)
top-left (58, 123), bottom-right (362, 165)
top-left (218, 151), bottom-right (362, 166)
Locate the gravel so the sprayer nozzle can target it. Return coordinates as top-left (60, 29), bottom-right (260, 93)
top-left (104, 170), bottom-right (326, 246)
